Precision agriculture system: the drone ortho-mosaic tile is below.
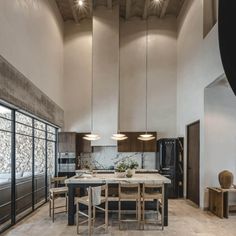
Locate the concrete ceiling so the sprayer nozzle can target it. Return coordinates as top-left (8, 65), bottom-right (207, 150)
top-left (55, 0), bottom-right (186, 23)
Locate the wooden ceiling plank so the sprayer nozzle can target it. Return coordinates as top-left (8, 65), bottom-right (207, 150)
top-left (107, 0), bottom-right (112, 9)
top-left (143, 0), bottom-right (150, 19)
top-left (68, 0), bottom-right (79, 23)
top-left (126, 0), bottom-right (132, 20)
top-left (160, 0), bottom-right (170, 18)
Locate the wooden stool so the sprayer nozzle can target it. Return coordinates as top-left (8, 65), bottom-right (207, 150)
top-left (49, 176), bottom-right (68, 222)
top-left (141, 183), bottom-right (164, 230)
top-left (76, 184), bottom-right (108, 235)
top-left (118, 183), bottom-right (141, 230)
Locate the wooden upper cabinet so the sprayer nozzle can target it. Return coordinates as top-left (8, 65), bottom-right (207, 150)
top-left (77, 133), bottom-right (92, 153)
top-left (118, 132), bottom-right (157, 152)
top-left (142, 132), bottom-right (157, 152)
top-left (58, 132), bottom-right (77, 153)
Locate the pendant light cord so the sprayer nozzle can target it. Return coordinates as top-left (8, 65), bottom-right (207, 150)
top-left (145, 18), bottom-right (148, 134)
top-left (118, 0), bottom-right (120, 133)
top-left (91, 2), bottom-right (94, 134)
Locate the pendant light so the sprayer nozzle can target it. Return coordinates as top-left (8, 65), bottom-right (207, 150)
top-left (111, 3), bottom-right (128, 141)
top-left (138, 18), bottom-right (155, 142)
top-left (83, 10), bottom-right (100, 141)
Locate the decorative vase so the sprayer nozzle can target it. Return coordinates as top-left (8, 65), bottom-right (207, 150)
top-left (218, 170), bottom-right (233, 189)
top-left (126, 169), bottom-right (135, 178)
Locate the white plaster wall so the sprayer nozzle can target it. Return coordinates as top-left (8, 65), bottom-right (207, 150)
top-left (63, 20), bottom-right (92, 132)
top-left (0, 0), bottom-right (64, 108)
top-left (93, 6), bottom-right (119, 146)
top-left (177, 0), bottom-right (224, 207)
top-left (204, 80), bottom-right (236, 206)
top-left (64, 9), bottom-right (177, 144)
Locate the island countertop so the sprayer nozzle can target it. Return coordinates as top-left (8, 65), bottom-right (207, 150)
top-left (75, 169), bottom-right (159, 173)
top-left (65, 173), bottom-right (171, 185)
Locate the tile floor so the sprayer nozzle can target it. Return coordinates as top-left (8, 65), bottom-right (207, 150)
top-left (2, 199), bottom-right (236, 236)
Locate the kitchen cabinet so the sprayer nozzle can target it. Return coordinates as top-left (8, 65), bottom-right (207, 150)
top-left (58, 132), bottom-right (77, 153)
top-left (118, 132), bottom-right (157, 152)
top-left (76, 133), bottom-right (92, 153)
top-left (58, 132), bottom-right (78, 176)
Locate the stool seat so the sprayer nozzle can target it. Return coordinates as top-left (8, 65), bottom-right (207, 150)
top-left (50, 187), bottom-right (68, 194)
top-left (76, 195), bottom-right (106, 206)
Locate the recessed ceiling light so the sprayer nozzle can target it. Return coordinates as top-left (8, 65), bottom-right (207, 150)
top-left (78, 0), bottom-right (83, 6)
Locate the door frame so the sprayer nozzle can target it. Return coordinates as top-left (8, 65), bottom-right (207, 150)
top-left (186, 120), bottom-right (200, 206)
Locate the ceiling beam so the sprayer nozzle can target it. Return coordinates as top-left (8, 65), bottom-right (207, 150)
top-left (143, 0), bottom-right (150, 19)
top-left (160, 0), bottom-right (170, 18)
top-left (126, 0), bottom-right (132, 20)
top-left (107, 0), bottom-right (112, 9)
top-left (68, 0), bottom-right (79, 23)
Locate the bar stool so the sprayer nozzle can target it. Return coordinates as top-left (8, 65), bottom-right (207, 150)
top-left (141, 183), bottom-right (164, 230)
top-left (118, 183), bottom-right (141, 230)
top-left (49, 176), bottom-right (68, 222)
top-left (76, 184), bottom-right (108, 235)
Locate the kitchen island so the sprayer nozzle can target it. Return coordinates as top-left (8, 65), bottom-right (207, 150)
top-left (65, 172), bottom-right (171, 226)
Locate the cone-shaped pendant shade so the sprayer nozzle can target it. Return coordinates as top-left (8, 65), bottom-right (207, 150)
top-left (137, 136), bottom-right (155, 141)
top-left (83, 134), bottom-right (101, 141)
top-left (111, 135), bottom-right (128, 141)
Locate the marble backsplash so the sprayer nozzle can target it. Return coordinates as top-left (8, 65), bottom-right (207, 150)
top-left (79, 146), bottom-right (156, 170)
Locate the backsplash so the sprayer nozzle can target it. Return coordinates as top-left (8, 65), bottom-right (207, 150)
top-left (79, 146), bottom-right (156, 170)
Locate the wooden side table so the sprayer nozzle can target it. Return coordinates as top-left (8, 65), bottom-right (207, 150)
top-left (208, 187), bottom-right (236, 218)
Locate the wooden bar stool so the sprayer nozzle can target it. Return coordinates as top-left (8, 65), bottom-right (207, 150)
top-left (76, 184), bottom-right (108, 235)
top-left (141, 183), bottom-right (164, 230)
top-left (49, 176), bottom-right (68, 222)
top-left (118, 183), bottom-right (141, 230)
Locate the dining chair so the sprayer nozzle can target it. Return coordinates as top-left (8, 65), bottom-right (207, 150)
top-left (141, 183), bottom-right (164, 230)
top-left (49, 176), bottom-right (68, 222)
top-left (118, 183), bottom-right (141, 230)
top-left (76, 184), bottom-right (108, 235)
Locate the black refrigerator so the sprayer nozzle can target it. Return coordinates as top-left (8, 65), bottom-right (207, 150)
top-left (156, 138), bottom-right (184, 199)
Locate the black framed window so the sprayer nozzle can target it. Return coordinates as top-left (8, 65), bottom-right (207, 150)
top-left (0, 103), bottom-right (58, 233)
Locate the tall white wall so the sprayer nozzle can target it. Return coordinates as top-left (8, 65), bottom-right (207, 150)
top-left (204, 79), bottom-right (236, 206)
top-left (93, 6), bottom-right (119, 146)
top-left (0, 0), bottom-right (64, 108)
top-left (64, 14), bottom-right (177, 142)
top-left (120, 16), bottom-right (177, 138)
top-left (63, 20), bottom-right (92, 132)
top-left (177, 0), bottom-right (224, 207)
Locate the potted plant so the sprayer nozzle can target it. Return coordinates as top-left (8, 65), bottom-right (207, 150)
top-left (126, 160), bottom-right (139, 177)
top-left (114, 161), bottom-right (127, 178)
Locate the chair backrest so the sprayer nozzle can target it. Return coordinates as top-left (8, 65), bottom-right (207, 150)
top-left (50, 176), bottom-right (67, 188)
top-left (119, 183), bottom-right (140, 199)
top-left (87, 184), bottom-right (108, 206)
top-left (142, 183), bottom-right (164, 197)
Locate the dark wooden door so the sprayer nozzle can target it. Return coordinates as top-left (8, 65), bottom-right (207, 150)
top-left (187, 121), bottom-right (200, 206)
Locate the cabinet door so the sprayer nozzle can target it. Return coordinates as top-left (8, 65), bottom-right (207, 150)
top-left (77, 133), bottom-right (92, 153)
top-left (131, 132), bottom-right (143, 152)
top-left (117, 132), bottom-right (131, 152)
top-left (142, 132), bottom-right (157, 152)
top-left (58, 132), bottom-right (76, 152)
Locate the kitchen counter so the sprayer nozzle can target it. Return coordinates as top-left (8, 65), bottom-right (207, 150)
top-left (66, 173), bottom-right (170, 184)
top-left (75, 169), bottom-right (159, 174)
